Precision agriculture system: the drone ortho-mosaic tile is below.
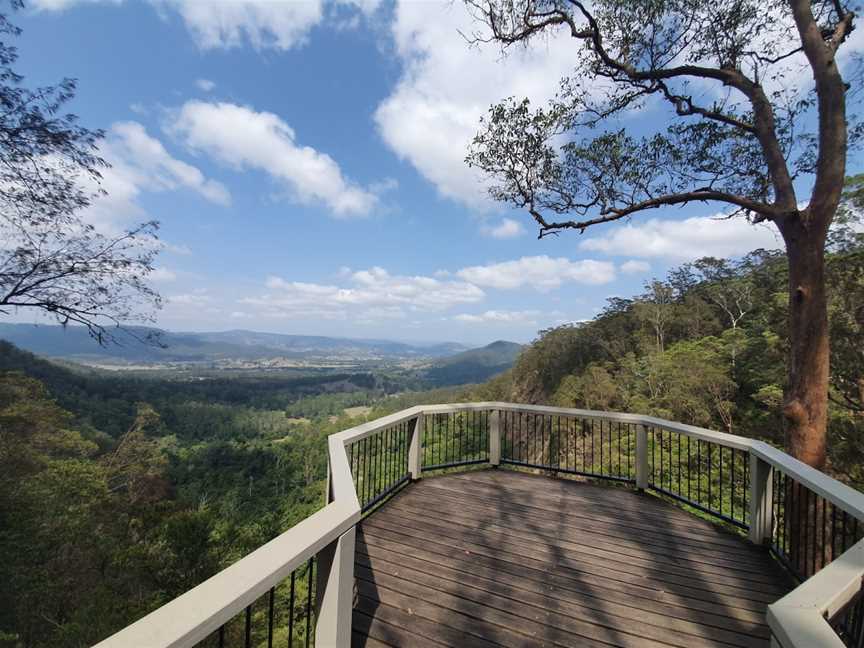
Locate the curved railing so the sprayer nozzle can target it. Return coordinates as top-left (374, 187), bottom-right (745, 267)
top-left (94, 403), bottom-right (864, 648)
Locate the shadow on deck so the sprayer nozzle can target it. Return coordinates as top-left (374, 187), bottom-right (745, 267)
top-left (350, 469), bottom-right (793, 648)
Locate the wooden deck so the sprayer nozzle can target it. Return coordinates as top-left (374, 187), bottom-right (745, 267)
top-left (351, 469), bottom-right (793, 648)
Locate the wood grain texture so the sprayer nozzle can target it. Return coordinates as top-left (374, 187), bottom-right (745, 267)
top-left (351, 469), bottom-right (793, 648)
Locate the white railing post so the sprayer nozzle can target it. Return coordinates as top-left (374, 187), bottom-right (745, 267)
top-left (408, 414), bottom-right (423, 480)
top-left (489, 409), bottom-right (501, 467)
top-left (314, 525), bottom-right (356, 648)
top-left (636, 424), bottom-right (648, 490)
top-left (749, 451), bottom-right (774, 545)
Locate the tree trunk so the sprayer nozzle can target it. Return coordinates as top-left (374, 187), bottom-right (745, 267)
top-left (780, 214), bottom-right (831, 469)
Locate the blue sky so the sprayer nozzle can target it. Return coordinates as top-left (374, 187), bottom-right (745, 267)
top-left (10, 1), bottom-right (863, 345)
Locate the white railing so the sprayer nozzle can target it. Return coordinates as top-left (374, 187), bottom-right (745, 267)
top-left (93, 402), bottom-right (864, 648)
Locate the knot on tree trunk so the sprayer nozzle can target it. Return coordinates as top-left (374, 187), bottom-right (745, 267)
top-left (782, 397), bottom-right (807, 426)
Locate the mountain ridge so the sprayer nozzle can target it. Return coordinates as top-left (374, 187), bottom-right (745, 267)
top-left (0, 323), bottom-right (479, 364)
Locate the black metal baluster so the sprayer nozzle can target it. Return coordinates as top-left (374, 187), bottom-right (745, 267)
top-left (774, 470), bottom-right (780, 554)
top-left (531, 414), bottom-right (537, 465)
top-left (842, 511), bottom-right (850, 553)
top-left (809, 489), bottom-right (817, 577)
top-left (604, 420), bottom-right (609, 476)
top-left (719, 446), bottom-right (724, 515)
top-left (668, 431), bottom-right (673, 491)
top-left (389, 426), bottom-right (396, 488)
top-left (648, 428), bottom-right (653, 484)
top-left (362, 437), bottom-right (369, 507)
top-left (404, 421), bottom-right (410, 477)
top-left (244, 604), bottom-right (251, 648)
top-left (730, 449), bottom-right (736, 523)
top-left (822, 498), bottom-right (828, 571)
top-left (707, 442), bottom-right (713, 512)
top-left (457, 412), bottom-right (462, 463)
top-left (785, 473), bottom-right (792, 560)
top-left (447, 412), bottom-right (459, 463)
top-left (376, 432), bottom-right (383, 499)
top-left (218, 625), bottom-right (225, 648)
top-left (288, 571), bottom-right (296, 645)
top-left (306, 558), bottom-right (313, 648)
top-left (686, 437), bottom-right (692, 502)
top-left (556, 416), bottom-right (562, 471)
top-left (382, 428), bottom-right (389, 493)
top-left (696, 439), bottom-right (702, 504)
top-left (267, 586), bottom-right (275, 648)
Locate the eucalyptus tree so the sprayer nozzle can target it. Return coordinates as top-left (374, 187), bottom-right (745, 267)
top-left (465, 0), bottom-right (861, 468)
top-left (0, 3), bottom-right (161, 344)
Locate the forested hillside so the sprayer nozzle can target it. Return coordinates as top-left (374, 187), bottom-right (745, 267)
top-left (0, 343), bottom-right (468, 647)
top-left (470, 197), bottom-right (864, 489)
top-left (424, 340), bottom-right (523, 386)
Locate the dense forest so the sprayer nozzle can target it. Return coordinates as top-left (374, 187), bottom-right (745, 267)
top-left (471, 178), bottom-right (864, 490)
top-left (0, 341), bottom-right (466, 647)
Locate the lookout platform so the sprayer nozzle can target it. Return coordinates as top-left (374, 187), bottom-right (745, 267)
top-left (351, 470), bottom-right (792, 648)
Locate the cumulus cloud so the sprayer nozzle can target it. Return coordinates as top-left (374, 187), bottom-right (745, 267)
top-left (579, 215), bottom-right (782, 261)
top-left (33, 0), bottom-right (382, 51)
top-left (158, 0), bottom-right (323, 50)
top-left (481, 217), bottom-right (526, 239)
top-left (170, 101), bottom-right (379, 217)
top-left (375, 2), bottom-right (580, 209)
top-left (242, 266), bottom-right (485, 320)
top-left (457, 256), bottom-right (616, 291)
top-left (82, 121), bottom-right (229, 232)
top-left (620, 260), bottom-right (651, 274)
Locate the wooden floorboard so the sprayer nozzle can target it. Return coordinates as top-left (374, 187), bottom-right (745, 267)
top-left (351, 469), bottom-right (793, 648)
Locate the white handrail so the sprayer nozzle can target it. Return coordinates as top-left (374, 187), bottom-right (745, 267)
top-left (92, 402), bottom-right (864, 648)
top-left (91, 502), bottom-right (358, 648)
top-left (768, 538), bottom-right (864, 648)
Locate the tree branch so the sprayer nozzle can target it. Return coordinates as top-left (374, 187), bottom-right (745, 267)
top-left (528, 188), bottom-right (780, 235)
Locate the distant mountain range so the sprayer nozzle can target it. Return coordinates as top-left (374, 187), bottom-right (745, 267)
top-left (0, 323), bottom-right (474, 364)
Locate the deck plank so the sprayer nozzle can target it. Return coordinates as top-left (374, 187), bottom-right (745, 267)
top-left (351, 469), bottom-right (792, 648)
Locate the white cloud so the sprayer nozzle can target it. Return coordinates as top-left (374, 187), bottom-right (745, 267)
top-left (170, 101), bottom-right (378, 217)
top-left (243, 266), bottom-right (485, 321)
top-left (457, 256), bottom-right (616, 291)
top-left (168, 292), bottom-right (213, 307)
top-left (82, 121), bottom-right (229, 232)
top-left (33, 0), bottom-right (382, 51)
top-left (195, 78), bottom-right (216, 92)
top-left (620, 260), bottom-right (651, 274)
top-left (374, 2), bottom-right (581, 209)
top-left (158, 0), bottom-right (324, 50)
top-left (111, 121), bottom-right (231, 205)
top-left (579, 215), bottom-right (782, 261)
top-left (453, 309), bottom-right (542, 324)
top-left (162, 242), bottom-right (193, 255)
top-left (482, 217), bottom-right (526, 240)
top-left (149, 267), bottom-right (178, 282)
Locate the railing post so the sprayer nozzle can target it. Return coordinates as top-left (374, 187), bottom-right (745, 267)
top-left (408, 415), bottom-right (423, 480)
top-left (314, 525), bottom-right (356, 648)
top-left (489, 409), bottom-right (501, 467)
top-left (636, 424), bottom-right (648, 490)
top-left (749, 451), bottom-right (774, 545)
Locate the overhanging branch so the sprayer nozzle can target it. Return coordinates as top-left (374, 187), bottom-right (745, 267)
top-left (528, 189), bottom-right (780, 236)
